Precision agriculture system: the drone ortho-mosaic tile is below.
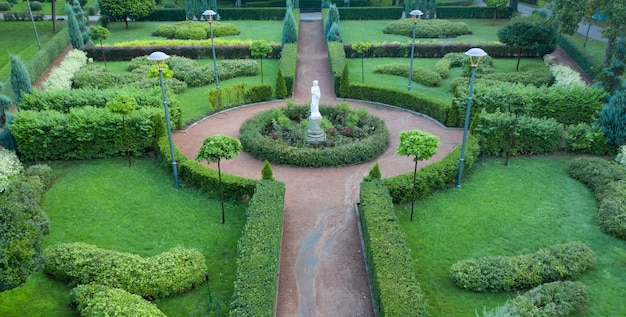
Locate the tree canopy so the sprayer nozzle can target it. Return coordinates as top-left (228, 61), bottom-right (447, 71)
top-left (99, 0), bottom-right (154, 29)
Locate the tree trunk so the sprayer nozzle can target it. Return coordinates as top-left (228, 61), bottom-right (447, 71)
top-left (125, 18), bottom-right (129, 29)
top-left (516, 47), bottom-right (522, 71)
top-left (410, 160), bottom-right (417, 222)
top-left (218, 159), bottom-right (225, 224)
top-left (604, 37), bottom-right (614, 66)
top-left (51, 0), bottom-right (57, 32)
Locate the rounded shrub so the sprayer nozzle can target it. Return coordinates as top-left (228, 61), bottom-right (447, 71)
top-left (449, 242), bottom-right (596, 292)
top-left (155, 24), bottom-right (177, 38)
top-left (174, 26), bottom-right (207, 40)
top-left (239, 103), bottom-right (389, 167)
top-left (29, 1), bottom-right (42, 11)
top-left (0, 2), bottom-right (12, 11)
top-left (71, 284), bottom-right (167, 317)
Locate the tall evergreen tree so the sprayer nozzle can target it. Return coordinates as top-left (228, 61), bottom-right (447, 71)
top-left (9, 55), bottom-right (32, 105)
top-left (599, 86), bottom-right (626, 146)
top-left (324, 4), bottom-right (340, 39)
top-left (597, 36), bottom-right (626, 95)
top-left (71, 0), bottom-right (91, 47)
top-left (281, 8), bottom-right (298, 45)
top-left (65, 3), bottom-right (84, 50)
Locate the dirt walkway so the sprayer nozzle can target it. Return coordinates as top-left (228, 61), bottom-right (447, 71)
top-left (173, 14), bottom-right (462, 316)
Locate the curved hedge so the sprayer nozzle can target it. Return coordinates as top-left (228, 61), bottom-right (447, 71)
top-left (360, 178), bottom-right (425, 316)
top-left (567, 156), bottom-right (626, 240)
top-left (449, 242), bottom-right (596, 292)
top-left (71, 284), bottom-right (167, 317)
top-left (45, 243), bottom-right (208, 300)
top-left (239, 105), bottom-right (389, 167)
top-left (506, 281), bottom-right (588, 317)
top-left (230, 180), bottom-right (285, 317)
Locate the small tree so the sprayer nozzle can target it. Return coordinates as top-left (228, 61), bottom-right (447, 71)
top-left (275, 68), bottom-right (287, 99)
top-left (99, 0), bottom-right (154, 29)
top-left (325, 23), bottom-right (343, 42)
top-left (324, 4), bottom-right (340, 39)
top-left (497, 16), bottom-right (557, 71)
top-left (196, 135), bottom-right (242, 224)
top-left (66, 3), bottom-right (84, 50)
top-left (9, 55), bottom-right (32, 105)
top-left (71, 0), bottom-right (92, 47)
top-left (250, 40), bottom-right (273, 83)
top-left (339, 63), bottom-right (350, 98)
top-left (396, 130), bottom-right (439, 222)
top-left (281, 8), bottom-right (298, 45)
top-left (484, 0), bottom-right (508, 25)
top-left (368, 162), bottom-right (381, 179)
top-left (599, 87), bottom-right (626, 146)
top-left (107, 94), bottom-right (137, 166)
top-left (352, 42), bottom-right (371, 83)
top-left (597, 36), bottom-right (626, 95)
top-left (89, 25), bottom-right (110, 67)
top-left (261, 160), bottom-right (275, 181)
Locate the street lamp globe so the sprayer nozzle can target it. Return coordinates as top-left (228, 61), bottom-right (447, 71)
top-left (203, 9), bottom-right (219, 89)
top-left (407, 9), bottom-right (423, 91)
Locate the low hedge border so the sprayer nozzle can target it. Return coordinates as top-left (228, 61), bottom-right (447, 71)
top-left (343, 42), bottom-right (540, 59)
top-left (449, 242), bottom-right (596, 292)
top-left (280, 43), bottom-right (297, 96)
top-left (383, 135), bottom-right (480, 204)
top-left (567, 157), bottom-right (626, 240)
top-left (238, 105), bottom-right (389, 167)
top-left (557, 34), bottom-right (601, 80)
top-left (44, 242), bottom-right (208, 300)
top-left (85, 44), bottom-right (282, 62)
top-left (327, 41), bottom-right (346, 94)
top-left (70, 284), bottom-right (167, 317)
top-left (359, 178), bottom-right (426, 316)
top-left (157, 136), bottom-right (257, 201)
top-left (229, 180), bottom-right (285, 317)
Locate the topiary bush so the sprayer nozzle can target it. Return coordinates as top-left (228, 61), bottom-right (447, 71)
top-left (239, 103), bottom-right (389, 167)
top-left (449, 242), bottom-right (596, 292)
top-left (71, 284), bottom-right (167, 317)
top-left (383, 18), bottom-right (470, 38)
top-left (29, 1), bottom-right (42, 11)
top-left (0, 2), bottom-right (12, 11)
top-left (45, 243), bottom-right (208, 300)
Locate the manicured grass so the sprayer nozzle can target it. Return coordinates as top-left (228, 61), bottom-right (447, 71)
top-left (0, 157), bottom-right (247, 317)
top-left (0, 21), bottom-right (65, 81)
top-left (397, 156), bottom-right (626, 316)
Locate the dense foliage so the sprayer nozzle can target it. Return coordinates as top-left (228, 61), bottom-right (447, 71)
top-left (71, 284), bottom-right (167, 317)
top-left (45, 243), bottom-right (208, 300)
top-left (450, 242), bottom-right (596, 292)
top-left (374, 63), bottom-right (443, 87)
top-left (359, 178), bottom-right (425, 316)
top-left (239, 103), bottom-right (389, 167)
top-left (230, 180), bottom-right (285, 316)
top-left (383, 19), bottom-right (470, 38)
top-left (568, 156), bottom-right (626, 239)
top-left (155, 21), bottom-right (239, 40)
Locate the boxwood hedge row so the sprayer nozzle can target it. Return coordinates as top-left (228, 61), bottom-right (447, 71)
top-left (383, 135), bottom-right (480, 204)
top-left (156, 136), bottom-right (257, 201)
top-left (449, 242), bottom-right (596, 292)
top-left (70, 284), bottom-right (167, 317)
top-left (230, 180), bottom-right (285, 317)
top-left (359, 179), bottom-right (425, 316)
top-left (567, 157), bottom-right (626, 240)
top-left (342, 42), bottom-right (539, 59)
top-left (10, 107), bottom-right (163, 162)
top-left (85, 44), bottom-right (282, 62)
top-left (45, 243), bottom-right (208, 300)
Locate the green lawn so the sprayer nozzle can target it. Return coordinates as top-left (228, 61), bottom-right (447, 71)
top-left (0, 157), bottom-right (247, 317)
top-left (397, 156), bottom-right (626, 316)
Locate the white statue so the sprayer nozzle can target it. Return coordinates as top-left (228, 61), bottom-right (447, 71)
top-left (310, 80), bottom-right (321, 118)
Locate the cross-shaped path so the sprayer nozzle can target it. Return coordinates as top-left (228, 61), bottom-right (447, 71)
top-left (173, 13), bottom-right (463, 316)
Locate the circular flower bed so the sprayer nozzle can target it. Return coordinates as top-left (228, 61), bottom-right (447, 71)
top-left (239, 103), bottom-right (389, 167)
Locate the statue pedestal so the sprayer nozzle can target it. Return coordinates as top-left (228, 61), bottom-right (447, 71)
top-left (307, 115), bottom-right (326, 143)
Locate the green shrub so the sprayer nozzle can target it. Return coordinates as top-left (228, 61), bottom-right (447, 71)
top-left (327, 41), bottom-right (346, 94)
top-left (11, 107), bottom-right (162, 161)
top-left (557, 34), bottom-right (600, 79)
top-left (184, 59), bottom-right (258, 87)
top-left (475, 110), bottom-right (564, 156)
top-left (229, 180), bottom-right (285, 316)
top-left (71, 284), bottom-right (167, 317)
top-left (275, 68), bottom-right (287, 99)
top-left (45, 243), bottom-right (208, 300)
top-left (23, 27), bottom-right (69, 90)
top-left (155, 21), bottom-right (239, 39)
top-left (166, 55), bottom-right (199, 81)
top-left (28, 1), bottom-right (42, 11)
top-left (244, 84), bottom-right (273, 103)
top-left (239, 105), bottom-right (389, 167)
top-left (0, 2), bottom-right (12, 10)
top-left (359, 179), bottom-right (425, 316)
top-left (72, 63), bottom-right (187, 94)
top-left (383, 135), bottom-right (480, 204)
top-left (565, 123), bottom-right (614, 155)
top-left (449, 242), bottom-right (596, 292)
top-left (434, 58), bottom-right (451, 79)
top-left (175, 26), bottom-right (207, 40)
top-left (383, 19), bottom-right (470, 38)
top-left (483, 68), bottom-right (554, 87)
top-left (373, 63), bottom-right (443, 87)
top-left (568, 156), bottom-right (626, 194)
top-left (507, 281), bottom-right (587, 317)
top-left (279, 43), bottom-right (297, 95)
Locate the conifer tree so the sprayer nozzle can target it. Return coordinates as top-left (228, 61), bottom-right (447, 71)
top-left (9, 55), bottom-right (32, 104)
top-left (71, 0), bottom-right (91, 46)
top-left (339, 63), bottom-right (350, 97)
top-left (66, 3), bottom-right (84, 50)
top-left (599, 86), bottom-right (626, 146)
top-left (261, 160), bottom-right (275, 181)
top-left (275, 69), bottom-right (287, 99)
top-left (281, 8), bottom-right (298, 45)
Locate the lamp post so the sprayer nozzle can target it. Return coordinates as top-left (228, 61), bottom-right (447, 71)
top-left (407, 9), bottom-right (423, 91)
top-left (455, 47), bottom-right (487, 188)
top-left (26, 0), bottom-right (41, 50)
top-left (203, 9), bottom-right (219, 90)
top-left (148, 51), bottom-right (179, 189)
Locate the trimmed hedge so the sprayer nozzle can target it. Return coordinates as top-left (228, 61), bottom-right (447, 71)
top-left (373, 63), bottom-right (443, 87)
top-left (279, 43), bottom-right (297, 96)
top-left (343, 42), bottom-right (540, 59)
top-left (564, 123), bottom-right (614, 156)
top-left (155, 21), bottom-right (240, 39)
top-left (506, 281), bottom-right (588, 317)
top-left (449, 242), bottom-right (596, 292)
top-left (157, 136), bottom-right (257, 201)
top-left (239, 105), bottom-right (389, 167)
top-left (45, 243), bottom-right (208, 300)
top-left (327, 41), bottom-right (346, 94)
top-left (383, 19), bottom-right (470, 38)
top-left (20, 87), bottom-right (183, 129)
top-left (230, 180), bottom-right (285, 317)
top-left (359, 179), bottom-right (425, 316)
top-left (337, 7), bottom-right (404, 20)
top-left (219, 8), bottom-right (287, 20)
top-left (568, 157), bottom-right (626, 240)
top-left (476, 111), bottom-right (564, 156)
top-left (10, 107), bottom-right (163, 161)
top-left (72, 64), bottom-right (188, 94)
top-left (23, 27), bottom-right (70, 88)
top-left (557, 34), bottom-right (601, 80)
top-left (437, 6), bottom-right (514, 19)
top-left (85, 44), bottom-right (282, 62)
top-left (383, 135), bottom-right (480, 204)
top-left (70, 284), bottom-right (167, 317)
top-left (346, 84), bottom-right (450, 125)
